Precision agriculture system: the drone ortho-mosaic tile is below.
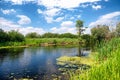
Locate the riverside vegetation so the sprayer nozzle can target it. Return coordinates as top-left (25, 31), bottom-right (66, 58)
top-left (70, 38), bottom-right (120, 80)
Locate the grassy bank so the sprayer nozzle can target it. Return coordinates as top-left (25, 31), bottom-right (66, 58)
top-left (0, 38), bottom-right (79, 49)
top-left (71, 38), bottom-right (120, 80)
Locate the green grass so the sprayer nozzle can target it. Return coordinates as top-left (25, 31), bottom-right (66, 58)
top-left (70, 38), bottom-right (120, 80)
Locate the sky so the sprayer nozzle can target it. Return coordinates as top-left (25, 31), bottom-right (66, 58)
top-left (0, 0), bottom-right (120, 35)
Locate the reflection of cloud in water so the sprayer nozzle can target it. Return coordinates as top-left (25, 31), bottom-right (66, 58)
top-left (19, 49), bottom-right (32, 68)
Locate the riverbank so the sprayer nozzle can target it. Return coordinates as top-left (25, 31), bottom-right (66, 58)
top-left (70, 38), bottom-right (120, 80)
top-left (0, 38), bottom-right (81, 49)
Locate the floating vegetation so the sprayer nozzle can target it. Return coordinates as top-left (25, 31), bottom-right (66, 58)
top-left (56, 56), bottom-right (96, 77)
top-left (57, 56), bottom-right (96, 66)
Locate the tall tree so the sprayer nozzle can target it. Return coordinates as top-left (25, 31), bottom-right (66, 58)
top-left (75, 20), bottom-right (84, 37)
top-left (0, 29), bottom-right (8, 42)
top-left (116, 22), bottom-right (120, 37)
top-left (91, 25), bottom-right (110, 42)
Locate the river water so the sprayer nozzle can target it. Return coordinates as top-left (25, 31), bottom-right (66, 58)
top-left (0, 46), bottom-right (90, 80)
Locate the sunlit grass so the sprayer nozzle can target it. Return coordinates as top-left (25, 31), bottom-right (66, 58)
top-left (71, 38), bottom-right (120, 80)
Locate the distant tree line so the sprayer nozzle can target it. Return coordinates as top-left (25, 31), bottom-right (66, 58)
top-left (25, 32), bottom-right (78, 38)
top-left (0, 29), bottom-right (25, 43)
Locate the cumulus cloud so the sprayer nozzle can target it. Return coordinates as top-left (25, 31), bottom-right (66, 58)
top-left (17, 15), bottom-right (31, 25)
top-left (54, 17), bottom-right (64, 22)
top-left (50, 21), bottom-right (76, 34)
top-left (37, 9), bottom-right (43, 14)
top-left (61, 21), bottom-right (74, 27)
top-left (89, 11), bottom-right (120, 27)
top-left (5, 0), bottom-right (36, 5)
top-left (92, 5), bottom-right (101, 10)
top-left (104, 0), bottom-right (109, 2)
top-left (0, 17), bottom-right (45, 35)
top-left (38, 0), bottom-right (101, 9)
top-left (1, 8), bottom-right (16, 14)
top-left (37, 8), bottom-right (63, 23)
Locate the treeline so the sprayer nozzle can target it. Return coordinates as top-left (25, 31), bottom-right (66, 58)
top-left (0, 29), bottom-right (25, 42)
top-left (26, 32), bottom-right (78, 38)
top-left (0, 29), bottom-right (78, 43)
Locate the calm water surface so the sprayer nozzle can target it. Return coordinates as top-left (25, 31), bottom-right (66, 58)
top-left (0, 47), bottom-right (90, 80)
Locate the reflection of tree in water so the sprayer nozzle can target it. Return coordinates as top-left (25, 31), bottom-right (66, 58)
top-left (0, 48), bottom-right (24, 64)
top-left (77, 45), bottom-right (90, 57)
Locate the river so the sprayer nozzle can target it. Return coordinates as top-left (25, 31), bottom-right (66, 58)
top-left (0, 46), bottom-right (90, 80)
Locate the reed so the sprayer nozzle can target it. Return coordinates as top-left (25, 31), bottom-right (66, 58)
top-left (71, 38), bottom-right (120, 80)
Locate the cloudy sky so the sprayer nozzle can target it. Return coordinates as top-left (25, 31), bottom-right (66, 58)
top-left (0, 0), bottom-right (120, 35)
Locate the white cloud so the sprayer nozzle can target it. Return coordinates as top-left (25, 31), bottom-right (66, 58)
top-left (37, 8), bottom-right (63, 23)
top-left (37, 9), bottom-right (43, 14)
top-left (36, 0), bottom-right (101, 23)
top-left (54, 17), bottom-right (64, 22)
top-left (104, 0), bottom-right (109, 2)
top-left (1, 9), bottom-right (16, 14)
top-left (45, 8), bottom-right (60, 17)
top-left (17, 15), bottom-right (31, 25)
top-left (89, 11), bottom-right (120, 27)
top-left (50, 21), bottom-right (76, 34)
top-left (0, 17), bottom-right (45, 35)
top-left (61, 21), bottom-right (74, 27)
top-left (92, 5), bottom-right (101, 10)
top-left (5, 0), bottom-right (36, 5)
top-left (38, 0), bottom-right (101, 9)
top-left (70, 17), bottom-right (75, 20)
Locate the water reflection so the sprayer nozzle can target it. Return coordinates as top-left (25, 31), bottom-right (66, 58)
top-left (0, 46), bottom-right (90, 80)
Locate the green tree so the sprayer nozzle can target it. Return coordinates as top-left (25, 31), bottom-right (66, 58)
top-left (91, 25), bottom-right (110, 42)
top-left (81, 34), bottom-right (92, 46)
top-left (59, 33), bottom-right (77, 38)
top-left (75, 20), bottom-right (84, 37)
top-left (0, 29), bottom-right (9, 42)
top-left (8, 30), bottom-right (25, 42)
top-left (42, 32), bottom-right (59, 38)
top-left (116, 22), bottom-right (120, 37)
top-left (26, 32), bottom-right (40, 38)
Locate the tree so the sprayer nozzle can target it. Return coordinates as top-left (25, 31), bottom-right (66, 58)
top-left (75, 20), bottom-right (84, 37)
top-left (8, 30), bottom-right (25, 42)
top-left (0, 29), bottom-right (9, 42)
top-left (26, 32), bottom-right (40, 38)
top-left (91, 25), bottom-right (110, 42)
top-left (42, 32), bottom-right (59, 38)
top-left (59, 33), bottom-right (77, 38)
top-left (81, 34), bottom-right (92, 46)
top-left (116, 22), bottom-right (120, 37)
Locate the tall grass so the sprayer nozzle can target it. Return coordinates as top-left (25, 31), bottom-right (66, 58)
top-left (71, 38), bottom-right (120, 80)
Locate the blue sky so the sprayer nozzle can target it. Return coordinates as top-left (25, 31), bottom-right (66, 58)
top-left (0, 0), bottom-right (120, 35)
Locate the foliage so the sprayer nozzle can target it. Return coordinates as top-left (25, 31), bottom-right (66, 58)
top-left (26, 32), bottom-right (40, 38)
top-left (116, 22), bottom-right (120, 37)
top-left (70, 38), bottom-right (120, 80)
top-left (0, 29), bottom-right (9, 42)
top-left (42, 32), bottom-right (59, 38)
top-left (91, 25), bottom-right (110, 42)
top-left (75, 20), bottom-right (84, 37)
top-left (59, 33), bottom-right (77, 38)
top-left (81, 34), bottom-right (93, 46)
top-left (8, 30), bottom-right (25, 42)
